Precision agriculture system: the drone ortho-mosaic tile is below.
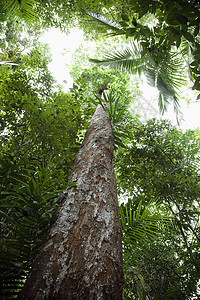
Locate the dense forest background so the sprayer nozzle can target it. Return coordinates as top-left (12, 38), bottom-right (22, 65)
top-left (0, 0), bottom-right (200, 299)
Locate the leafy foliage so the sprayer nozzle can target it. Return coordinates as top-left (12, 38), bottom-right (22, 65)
top-left (90, 40), bottom-right (187, 118)
top-left (0, 156), bottom-right (63, 298)
top-left (71, 65), bottom-right (132, 99)
top-left (115, 119), bottom-right (200, 298)
top-left (94, 90), bottom-right (135, 149)
top-left (70, 55), bottom-right (141, 148)
top-left (119, 199), bottom-right (175, 300)
top-left (81, 8), bottom-right (125, 37)
top-left (0, 34), bottom-right (95, 297)
top-left (1, 0), bottom-right (38, 23)
top-left (119, 200), bottom-right (172, 247)
top-left (1, 1), bottom-right (200, 298)
top-left (89, 1), bottom-right (200, 97)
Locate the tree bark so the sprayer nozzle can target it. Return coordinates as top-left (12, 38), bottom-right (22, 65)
top-left (18, 105), bottom-right (124, 300)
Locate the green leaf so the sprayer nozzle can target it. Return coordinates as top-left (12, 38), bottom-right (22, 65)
top-left (190, 60), bottom-right (199, 67)
top-left (1, 0), bottom-right (38, 23)
top-left (176, 37), bottom-right (181, 48)
top-left (182, 31), bottom-right (194, 43)
top-left (121, 13), bottom-right (129, 22)
top-left (131, 17), bottom-right (138, 27)
top-left (119, 21), bottom-right (129, 28)
top-left (82, 9), bottom-right (124, 34)
top-left (67, 181), bottom-right (78, 187)
top-left (126, 28), bottom-right (136, 37)
top-left (175, 14), bottom-right (188, 24)
top-left (192, 77), bottom-right (200, 90)
top-left (169, 27), bottom-right (180, 35)
top-left (194, 24), bottom-right (199, 36)
top-left (136, 200), bottom-right (142, 222)
top-left (167, 13), bottom-right (179, 25)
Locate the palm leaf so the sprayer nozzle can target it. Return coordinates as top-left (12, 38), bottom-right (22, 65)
top-left (0, 156), bottom-right (64, 297)
top-left (90, 42), bottom-right (186, 115)
top-left (1, 0), bottom-right (38, 23)
top-left (86, 10), bottom-right (187, 115)
top-left (82, 8), bottom-right (125, 36)
top-left (90, 42), bottom-right (143, 74)
top-left (119, 200), bottom-right (173, 249)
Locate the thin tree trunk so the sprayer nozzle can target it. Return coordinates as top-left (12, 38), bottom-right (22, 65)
top-left (18, 105), bottom-right (124, 300)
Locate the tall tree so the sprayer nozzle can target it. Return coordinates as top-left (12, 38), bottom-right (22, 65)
top-left (0, 31), bottom-right (95, 297)
top-left (18, 104), bottom-right (124, 299)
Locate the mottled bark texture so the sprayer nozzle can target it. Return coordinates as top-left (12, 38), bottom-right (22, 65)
top-left (18, 105), bottom-right (124, 300)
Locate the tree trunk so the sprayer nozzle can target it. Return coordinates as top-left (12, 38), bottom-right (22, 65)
top-left (18, 105), bottom-right (124, 300)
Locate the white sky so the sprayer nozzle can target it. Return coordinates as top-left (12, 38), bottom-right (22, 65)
top-left (39, 28), bottom-right (84, 90)
top-left (39, 28), bottom-right (200, 131)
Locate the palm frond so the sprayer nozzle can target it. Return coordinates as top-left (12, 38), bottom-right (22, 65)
top-left (0, 156), bottom-right (65, 297)
top-left (90, 42), bottom-right (143, 75)
top-left (90, 42), bottom-right (187, 115)
top-left (82, 8), bottom-right (125, 35)
top-left (0, 61), bottom-right (18, 66)
top-left (119, 200), bottom-right (173, 250)
top-left (1, 0), bottom-right (38, 23)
